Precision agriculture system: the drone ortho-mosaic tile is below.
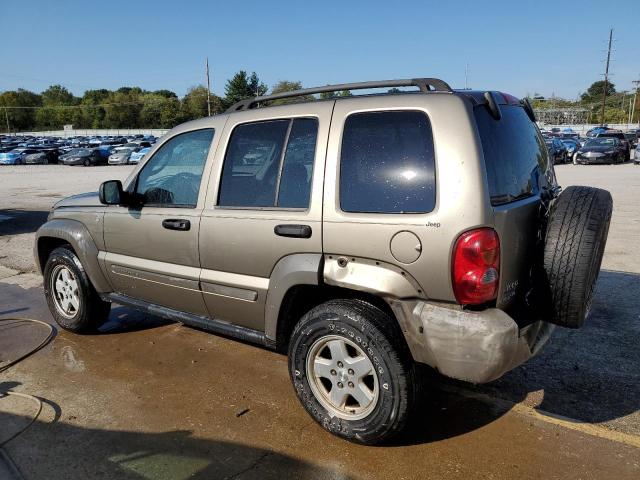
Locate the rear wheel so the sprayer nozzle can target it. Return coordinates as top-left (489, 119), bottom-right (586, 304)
top-left (288, 299), bottom-right (416, 444)
top-left (44, 246), bottom-right (111, 332)
top-left (83, 159), bottom-right (90, 167)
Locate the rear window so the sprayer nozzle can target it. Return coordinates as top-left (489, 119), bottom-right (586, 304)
top-left (340, 110), bottom-right (436, 214)
top-left (474, 105), bottom-right (548, 205)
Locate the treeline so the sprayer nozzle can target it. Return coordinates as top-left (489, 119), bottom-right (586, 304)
top-left (530, 80), bottom-right (640, 124)
top-left (0, 71), bottom-right (330, 133)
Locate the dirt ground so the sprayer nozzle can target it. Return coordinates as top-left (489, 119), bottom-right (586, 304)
top-left (1, 163), bottom-right (639, 479)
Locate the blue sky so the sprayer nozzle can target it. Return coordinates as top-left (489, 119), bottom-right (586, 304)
top-left (1, 0), bottom-right (638, 99)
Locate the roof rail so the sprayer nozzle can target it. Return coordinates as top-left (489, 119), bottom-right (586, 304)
top-left (225, 78), bottom-right (453, 113)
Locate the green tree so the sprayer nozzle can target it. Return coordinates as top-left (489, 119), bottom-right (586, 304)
top-left (0, 89), bottom-right (41, 133)
top-left (104, 89), bottom-right (142, 128)
top-left (36, 85), bottom-right (80, 129)
top-left (153, 89), bottom-right (178, 99)
top-left (581, 80), bottom-right (616, 101)
top-left (81, 89), bottom-right (111, 128)
top-left (223, 71), bottom-right (267, 109)
top-left (182, 85), bottom-right (223, 120)
top-left (140, 93), bottom-right (183, 128)
top-left (269, 80), bottom-right (313, 105)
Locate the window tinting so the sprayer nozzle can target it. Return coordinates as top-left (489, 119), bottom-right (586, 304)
top-left (474, 105), bottom-right (548, 205)
top-left (135, 129), bottom-right (213, 207)
top-left (277, 118), bottom-right (318, 208)
top-left (218, 118), bottom-right (318, 209)
top-left (340, 111), bottom-right (436, 214)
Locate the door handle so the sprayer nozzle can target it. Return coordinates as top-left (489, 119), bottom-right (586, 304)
top-left (274, 224), bottom-right (312, 239)
top-left (162, 219), bottom-right (191, 231)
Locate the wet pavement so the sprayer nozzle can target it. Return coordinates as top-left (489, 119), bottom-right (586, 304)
top-left (1, 164), bottom-right (640, 479)
top-left (1, 277), bottom-right (639, 479)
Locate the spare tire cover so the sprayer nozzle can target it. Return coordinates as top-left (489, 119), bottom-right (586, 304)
top-left (543, 185), bottom-right (613, 328)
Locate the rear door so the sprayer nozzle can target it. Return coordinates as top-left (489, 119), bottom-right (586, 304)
top-left (474, 102), bottom-right (553, 325)
top-left (199, 102), bottom-right (333, 331)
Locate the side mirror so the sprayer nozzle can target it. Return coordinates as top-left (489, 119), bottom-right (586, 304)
top-left (99, 180), bottom-right (125, 205)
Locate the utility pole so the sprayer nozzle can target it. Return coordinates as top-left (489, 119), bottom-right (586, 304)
top-left (631, 79), bottom-right (640, 126)
top-left (464, 63), bottom-right (469, 90)
top-left (600, 28), bottom-right (613, 126)
top-left (4, 107), bottom-right (9, 134)
top-left (205, 57), bottom-right (212, 117)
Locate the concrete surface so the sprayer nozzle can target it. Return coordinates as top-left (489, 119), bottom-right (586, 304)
top-left (1, 163), bottom-right (639, 479)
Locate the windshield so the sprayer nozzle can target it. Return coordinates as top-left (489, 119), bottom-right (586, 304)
top-left (70, 148), bottom-right (90, 155)
top-left (585, 138), bottom-right (615, 147)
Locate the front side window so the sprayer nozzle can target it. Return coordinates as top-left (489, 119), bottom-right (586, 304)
top-left (135, 129), bottom-right (214, 207)
top-left (218, 118), bottom-right (318, 208)
top-left (340, 110), bottom-right (436, 214)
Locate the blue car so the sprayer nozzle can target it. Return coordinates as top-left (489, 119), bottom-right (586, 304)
top-left (128, 147), bottom-right (150, 164)
top-left (561, 139), bottom-right (581, 161)
top-left (0, 148), bottom-right (39, 165)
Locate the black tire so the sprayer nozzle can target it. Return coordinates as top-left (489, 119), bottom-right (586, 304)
top-left (543, 186), bottom-right (612, 328)
top-left (288, 299), bottom-right (416, 444)
top-left (43, 246), bottom-right (111, 333)
top-left (83, 159), bottom-right (90, 167)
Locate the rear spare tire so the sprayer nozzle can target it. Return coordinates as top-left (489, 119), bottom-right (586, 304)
top-left (543, 186), bottom-right (612, 328)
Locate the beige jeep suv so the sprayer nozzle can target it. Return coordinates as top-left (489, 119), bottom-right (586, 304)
top-left (35, 79), bottom-right (612, 444)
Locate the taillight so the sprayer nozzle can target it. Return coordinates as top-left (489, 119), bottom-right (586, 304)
top-left (452, 228), bottom-right (500, 305)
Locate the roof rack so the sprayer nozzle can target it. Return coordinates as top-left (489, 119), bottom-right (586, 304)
top-left (225, 78), bottom-right (453, 113)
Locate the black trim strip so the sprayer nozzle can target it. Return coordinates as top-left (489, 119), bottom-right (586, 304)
top-left (102, 292), bottom-right (274, 348)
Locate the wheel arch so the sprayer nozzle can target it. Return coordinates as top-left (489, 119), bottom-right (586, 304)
top-left (35, 219), bottom-right (112, 292)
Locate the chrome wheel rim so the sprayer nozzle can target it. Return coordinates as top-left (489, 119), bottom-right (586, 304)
top-left (51, 265), bottom-right (80, 319)
top-left (305, 335), bottom-right (379, 420)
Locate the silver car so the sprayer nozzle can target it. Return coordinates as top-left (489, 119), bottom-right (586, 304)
top-left (108, 146), bottom-right (139, 165)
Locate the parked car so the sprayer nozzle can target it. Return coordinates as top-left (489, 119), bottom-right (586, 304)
top-left (24, 149), bottom-right (58, 165)
top-left (34, 79), bottom-right (612, 445)
top-left (575, 137), bottom-right (627, 164)
top-left (59, 148), bottom-right (104, 166)
top-left (545, 137), bottom-right (567, 164)
top-left (586, 126), bottom-right (608, 138)
top-left (561, 139), bottom-right (580, 162)
top-left (624, 131), bottom-right (638, 149)
top-left (108, 146), bottom-right (139, 165)
top-left (595, 130), bottom-right (630, 159)
top-left (0, 147), bottom-right (39, 165)
top-left (128, 147), bottom-right (150, 164)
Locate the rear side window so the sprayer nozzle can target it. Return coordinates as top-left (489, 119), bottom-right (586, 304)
top-left (474, 105), bottom-right (548, 205)
top-left (218, 118), bottom-right (318, 208)
top-left (340, 111), bottom-right (436, 214)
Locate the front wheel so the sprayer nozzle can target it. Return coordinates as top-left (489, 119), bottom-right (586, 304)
top-left (288, 299), bottom-right (416, 444)
top-left (43, 246), bottom-right (111, 332)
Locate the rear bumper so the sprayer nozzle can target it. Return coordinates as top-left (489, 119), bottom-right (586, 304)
top-left (391, 301), bottom-right (554, 384)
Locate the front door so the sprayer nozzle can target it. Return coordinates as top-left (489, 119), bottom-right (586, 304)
top-left (199, 102), bottom-right (333, 330)
top-left (102, 128), bottom-right (216, 316)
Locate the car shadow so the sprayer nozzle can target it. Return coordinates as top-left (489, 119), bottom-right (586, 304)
top-left (98, 305), bottom-right (174, 334)
top-left (0, 209), bottom-right (49, 236)
top-left (0, 410), bottom-right (348, 479)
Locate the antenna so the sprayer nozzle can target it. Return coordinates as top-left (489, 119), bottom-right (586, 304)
top-left (600, 29), bottom-right (613, 126)
top-left (205, 57), bottom-right (212, 117)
